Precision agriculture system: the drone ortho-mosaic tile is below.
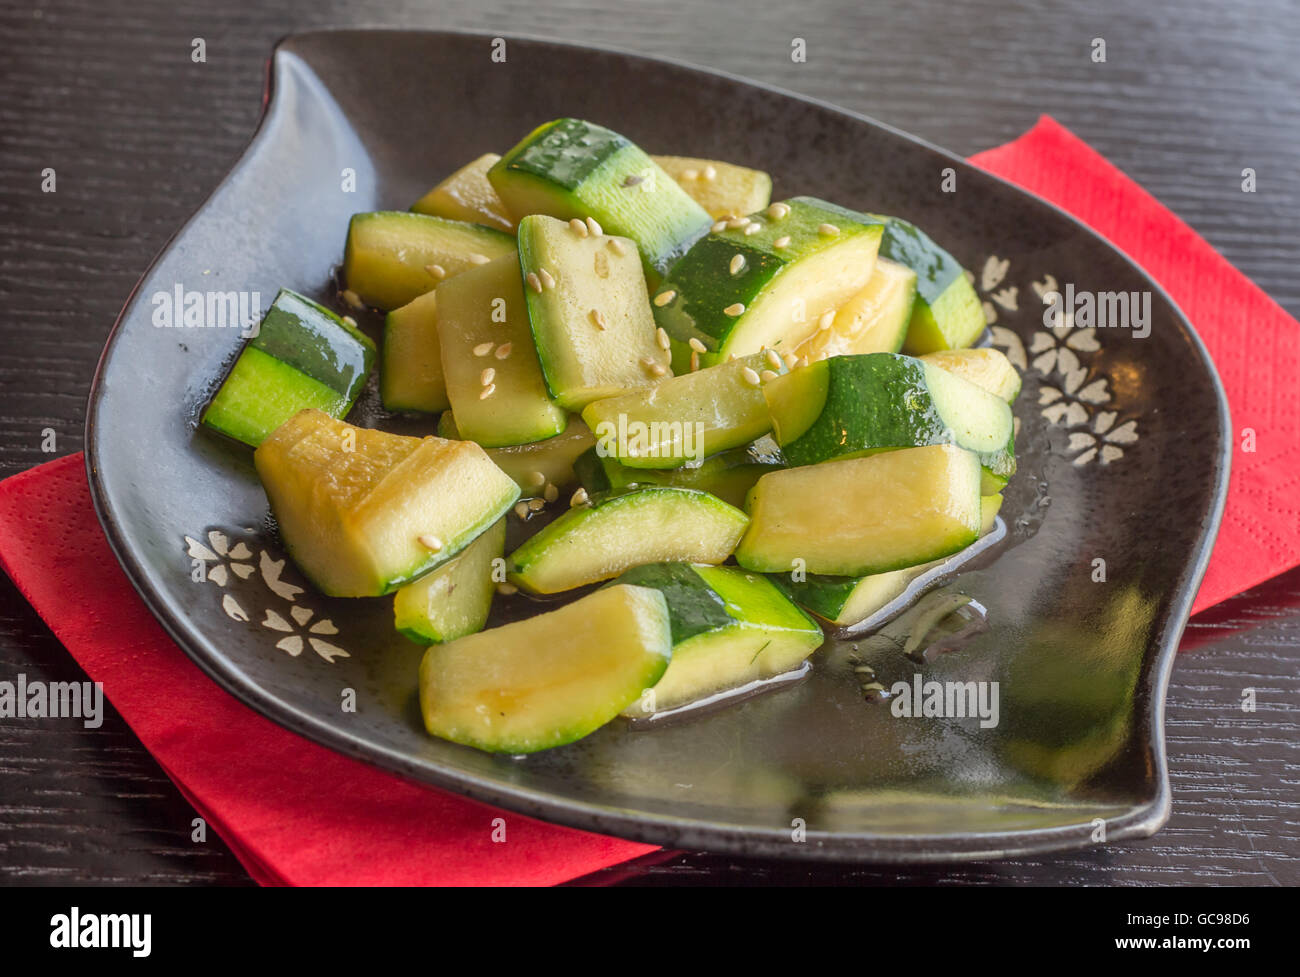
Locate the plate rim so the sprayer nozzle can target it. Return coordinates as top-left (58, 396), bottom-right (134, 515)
top-left (84, 27), bottom-right (1232, 863)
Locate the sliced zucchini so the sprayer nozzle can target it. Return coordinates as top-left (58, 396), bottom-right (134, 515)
top-left (380, 290), bottom-right (447, 413)
top-left (439, 413), bottom-right (595, 491)
top-left (650, 155), bottom-right (773, 219)
top-left (581, 352), bottom-right (784, 469)
top-left (920, 347), bottom-right (1021, 403)
top-left (613, 563), bottom-right (822, 715)
top-left (254, 410), bottom-right (519, 596)
top-left (394, 517), bottom-right (505, 644)
top-left (763, 352), bottom-right (1015, 478)
top-left (735, 444), bottom-right (983, 576)
top-left (434, 252), bottom-right (567, 447)
top-left (201, 288), bottom-right (376, 448)
top-left (573, 445), bottom-right (778, 510)
top-left (773, 493), bottom-right (1004, 627)
top-left (516, 214), bottom-right (669, 409)
top-left (652, 197), bottom-right (883, 367)
top-left (411, 153), bottom-right (515, 232)
top-left (343, 211), bottom-right (514, 310)
top-left (489, 118), bottom-right (712, 281)
top-left (506, 486), bottom-right (749, 594)
top-left (418, 583), bottom-right (672, 754)
top-left (794, 257), bottom-right (917, 360)
top-left (874, 216), bottom-right (985, 354)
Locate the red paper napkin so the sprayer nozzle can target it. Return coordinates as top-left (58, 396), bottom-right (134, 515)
top-left (0, 118), bottom-right (1294, 885)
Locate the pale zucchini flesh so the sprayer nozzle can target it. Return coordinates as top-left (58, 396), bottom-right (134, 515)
top-left (794, 257), bottom-right (917, 360)
top-left (381, 290), bottom-right (448, 413)
top-left (920, 347), bottom-right (1021, 403)
top-left (394, 517), bottom-right (505, 644)
top-left (651, 155), bottom-right (773, 220)
top-left (411, 153), bottom-right (515, 232)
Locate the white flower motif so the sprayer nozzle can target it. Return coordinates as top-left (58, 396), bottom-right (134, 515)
top-left (1066, 410), bottom-right (1139, 466)
top-left (990, 326), bottom-right (1027, 370)
top-left (186, 530), bottom-right (255, 587)
top-left (261, 605), bottom-right (349, 663)
top-left (981, 255), bottom-right (1010, 292)
top-left (221, 594), bottom-right (249, 622)
top-left (258, 550), bottom-right (304, 601)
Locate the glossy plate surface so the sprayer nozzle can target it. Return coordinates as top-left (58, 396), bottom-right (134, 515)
top-left (86, 29), bottom-right (1229, 861)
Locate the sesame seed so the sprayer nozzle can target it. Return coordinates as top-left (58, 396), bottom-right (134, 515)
top-left (817, 223), bottom-right (840, 236)
top-left (723, 302), bottom-right (745, 317)
top-left (495, 342), bottom-right (513, 359)
top-left (585, 217), bottom-right (602, 236)
top-left (526, 271), bottom-right (543, 293)
top-left (607, 238), bottom-right (627, 256)
top-left (528, 498), bottom-right (545, 512)
top-left (773, 235), bottom-right (792, 249)
top-left (569, 218), bottom-right (589, 237)
top-left (590, 308), bottom-right (607, 330)
top-left (797, 356), bottom-right (810, 368)
top-left (818, 310), bottom-right (835, 331)
top-left (729, 254), bottom-right (745, 275)
top-left (543, 483), bottom-right (559, 503)
top-left (741, 367), bottom-right (761, 386)
top-left (341, 289), bottom-right (364, 309)
top-left (760, 369), bottom-right (779, 383)
top-left (480, 367), bottom-right (496, 386)
top-left (703, 164), bottom-right (717, 181)
top-left (496, 581), bottom-right (519, 595)
top-left (682, 168), bottom-right (699, 180)
top-left (726, 217), bottom-right (750, 230)
top-left (766, 349), bottom-right (783, 371)
top-left (570, 488), bottom-right (589, 507)
top-left (472, 342), bottom-right (494, 357)
top-left (538, 268), bottom-right (556, 289)
top-left (417, 534), bottom-right (443, 552)
top-left (653, 290), bottom-right (676, 307)
top-left (513, 501), bottom-right (530, 520)
top-left (727, 353), bottom-right (737, 362)
top-left (642, 357), bottom-right (667, 377)
top-left (341, 315), bottom-right (358, 328)
top-left (711, 220), bottom-right (728, 234)
top-left (690, 350), bottom-right (700, 372)
top-left (426, 263), bottom-right (446, 279)
top-left (688, 337), bottom-right (707, 353)
top-left (527, 470), bottom-right (546, 489)
top-left (479, 383), bottom-right (496, 400)
top-left (766, 202), bottom-right (791, 220)
top-left (782, 351), bottom-right (799, 369)
top-left (468, 253), bottom-right (491, 264)
top-left (744, 223), bottom-right (762, 236)
top-left (657, 327), bottom-right (671, 351)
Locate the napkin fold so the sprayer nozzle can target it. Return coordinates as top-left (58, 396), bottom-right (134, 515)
top-left (0, 117), bottom-right (1294, 885)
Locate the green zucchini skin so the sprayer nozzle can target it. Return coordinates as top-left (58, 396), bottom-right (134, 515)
top-left (874, 216), bottom-right (985, 354)
top-left (489, 118), bottom-right (712, 282)
top-left (764, 352), bottom-right (1016, 478)
top-left (201, 288), bottom-right (376, 447)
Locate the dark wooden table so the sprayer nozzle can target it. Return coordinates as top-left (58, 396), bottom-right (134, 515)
top-left (2, 0), bottom-right (1297, 885)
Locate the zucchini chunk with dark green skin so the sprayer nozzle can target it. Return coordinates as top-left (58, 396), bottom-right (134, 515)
top-left (581, 352), bottom-right (785, 469)
top-left (489, 118), bottom-right (712, 282)
top-left (516, 214), bottom-right (669, 410)
top-left (201, 288), bottom-right (376, 448)
top-left (651, 197), bottom-right (883, 368)
top-left (506, 486), bottom-right (750, 594)
top-left (393, 517), bottom-right (506, 645)
top-left (343, 211), bottom-right (515, 310)
top-left (418, 584), bottom-right (673, 754)
top-left (873, 216), bottom-right (985, 354)
top-left (611, 563), bottom-right (822, 716)
top-left (253, 409), bottom-right (520, 597)
top-left (762, 352), bottom-right (1015, 478)
top-left (573, 445), bottom-right (779, 510)
top-left (735, 444), bottom-right (983, 577)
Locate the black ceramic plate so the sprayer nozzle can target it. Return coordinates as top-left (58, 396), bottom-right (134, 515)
top-left (86, 29), bottom-right (1230, 862)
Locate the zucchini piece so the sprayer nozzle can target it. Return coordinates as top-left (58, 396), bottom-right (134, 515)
top-left (488, 118), bottom-right (712, 281)
top-left (418, 583), bottom-right (672, 754)
top-left (875, 216), bottom-right (985, 354)
top-left (411, 153), bottom-right (515, 232)
top-left (516, 214), bottom-right (669, 409)
top-left (343, 211), bottom-right (514, 310)
top-left (920, 347), bottom-right (1021, 403)
top-left (763, 352), bottom-right (1015, 478)
top-left (794, 258), bottom-right (917, 360)
top-left (434, 253), bottom-right (567, 447)
top-left (506, 486), bottom-right (749, 594)
top-left (393, 516), bottom-right (505, 644)
top-left (573, 445), bottom-right (778, 510)
top-left (650, 155), bottom-right (773, 220)
top-left (652, 197), bottom-right (883, 367)
top-left (581, 352), bottom-right (784, 469)
top-left (735, 444), bottom-right (983, 576)
top-left (380, 290), bottom-right (447, 413)
top-left (773, 493), bottom-right (1004, 627)
top-left (201, 288), bottom-right (375, 448)
top-left (613, 563), bottom-right (822, 715)
top-left (253, 409), bottom-right (520, 596)
top-left (439, 413), bottom-right (595, 491)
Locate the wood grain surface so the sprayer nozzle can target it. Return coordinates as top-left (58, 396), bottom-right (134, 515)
top-left (1, 0), bottom-right (1297, 885)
